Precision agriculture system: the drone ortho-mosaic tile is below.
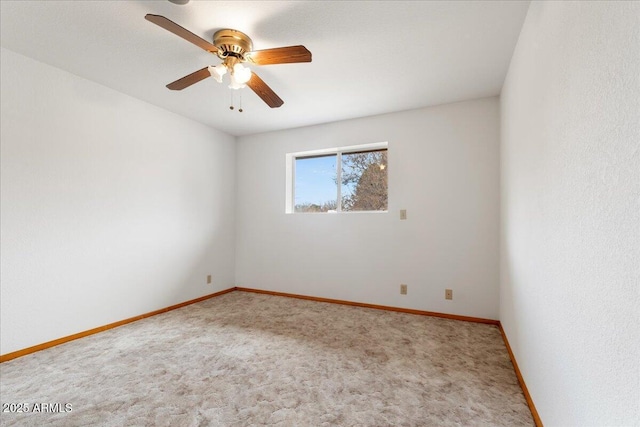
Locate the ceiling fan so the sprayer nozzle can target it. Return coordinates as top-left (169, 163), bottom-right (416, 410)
top-left (145, 14), bottom-right (312, 108)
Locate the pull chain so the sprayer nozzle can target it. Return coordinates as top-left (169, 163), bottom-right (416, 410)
top-left (229, 91), bottom-right (244, 112)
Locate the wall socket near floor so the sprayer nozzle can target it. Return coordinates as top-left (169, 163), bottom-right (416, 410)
top-left (400, 284), bottom-right (408, 295)
top-left (445, 289), bottom-right (453, 300)
top-left (207, 275), bottom-right (212, 284)
top-left (400, 209), bottom-right (407, 220)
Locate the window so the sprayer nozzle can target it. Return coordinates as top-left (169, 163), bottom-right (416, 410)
top-left (286, 143), bottom-right (388, 213)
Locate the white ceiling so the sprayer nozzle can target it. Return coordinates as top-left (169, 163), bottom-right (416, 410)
top-left (0, 1), bottom-right (530, 136)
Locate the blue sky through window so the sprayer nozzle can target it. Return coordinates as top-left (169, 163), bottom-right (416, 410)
top-left (295, 155), bottom-right (337, 206)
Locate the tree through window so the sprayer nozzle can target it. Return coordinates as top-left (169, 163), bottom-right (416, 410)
top-left (341, 150), bottom-right (388, 212)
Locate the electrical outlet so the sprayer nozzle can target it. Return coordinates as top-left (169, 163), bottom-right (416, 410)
top-left (207, 275), bottom-right (212, 284)
top-left (400, 284), bottom-right (407, 295)
top-left (400, 209), bottom-right (407, 220)
top-left (445, 289), bottom-right (453, 300)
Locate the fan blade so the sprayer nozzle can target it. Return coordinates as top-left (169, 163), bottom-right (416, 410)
top-left (166, 67), bottom-right (211, 90)
top-left (246, 72), bottom-right (284, 108)
top-left (145, 14), bottom-right (218, 54)
top-left (246, 45), bottom-right (311, 65)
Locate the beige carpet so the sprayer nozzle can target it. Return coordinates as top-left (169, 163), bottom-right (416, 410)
top-left (0, 291), bottom-right (534, 426)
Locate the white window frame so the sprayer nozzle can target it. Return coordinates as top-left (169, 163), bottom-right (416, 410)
top-left (286, 142), bottom-right (388, 214)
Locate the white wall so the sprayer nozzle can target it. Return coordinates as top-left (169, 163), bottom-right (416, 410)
top-left (236, 97), bottom-right (500, 320)
top-left (500, 2), bottom-right (639, 425)
top-left (0, 48), bottom-right (236, 354)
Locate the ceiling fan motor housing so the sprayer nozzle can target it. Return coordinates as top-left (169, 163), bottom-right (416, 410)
top-left (213, 29), bottom-right (253, 60)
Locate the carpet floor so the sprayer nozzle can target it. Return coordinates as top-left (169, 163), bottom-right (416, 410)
top-left (0, 291), bottom-right (534, 426)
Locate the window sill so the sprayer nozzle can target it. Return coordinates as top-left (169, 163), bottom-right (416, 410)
top-left (287, 210), bottom-right (388, 215)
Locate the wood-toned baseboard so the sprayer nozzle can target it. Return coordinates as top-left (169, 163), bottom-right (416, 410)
top-left (0, 288), bottom-right (235, 363)
top-left (498, 324), bottom-right (543, 427)
top-left (235, 287), bottom-right (500, 325)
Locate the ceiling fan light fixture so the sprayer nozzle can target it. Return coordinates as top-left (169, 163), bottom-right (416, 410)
top-left (208, 64), bottom-right (227, 83)
top-left (228, 73), bottom-right (246, 90)
top-left (233, 63), bottom-right (252, 84)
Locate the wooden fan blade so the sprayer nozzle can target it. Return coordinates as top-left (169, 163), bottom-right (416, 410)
top-left (166, 67), bottom-right (211, 90)
top-left (246, 45), bottom-right (311, 65)
top-left (145, 14), bottom-right (218, 54)
top-left (246, 72), bottom-right (284, 108)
